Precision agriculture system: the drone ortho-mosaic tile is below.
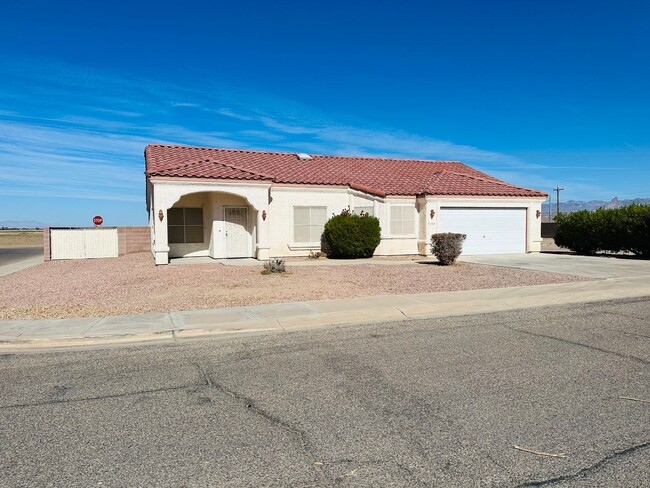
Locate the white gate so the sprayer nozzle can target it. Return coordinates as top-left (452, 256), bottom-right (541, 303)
top-left (224, 207), bottom-right (251, 258)
top-left (50, 228), bottom-right (119, 260)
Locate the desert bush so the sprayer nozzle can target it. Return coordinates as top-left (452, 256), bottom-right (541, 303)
top-left (619, 204), bottom-right (650, 256)
top-left (554, 210), bottom-right (600, 254)
top-left (323, 207), bottom-right (381, 259)
top-left (554, 204), bottom-right (650, 256)
top-left (262, 258), bottom-right (286, 274)
top-left (430, 233), bottom-right (466, 265)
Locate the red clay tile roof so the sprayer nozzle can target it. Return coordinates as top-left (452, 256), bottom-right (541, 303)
top-left (144, 144), bottom-right (547, 198)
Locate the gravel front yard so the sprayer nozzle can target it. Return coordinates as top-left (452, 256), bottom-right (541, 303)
top-left (0, 253), bottom-right (588, 320)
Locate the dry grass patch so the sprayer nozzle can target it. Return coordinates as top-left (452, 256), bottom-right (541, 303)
top-left (0, 230), bottom-right (43, 248)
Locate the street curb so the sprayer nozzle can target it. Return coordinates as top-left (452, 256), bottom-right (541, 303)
top-left (2, 289), bottom-right (649, 352)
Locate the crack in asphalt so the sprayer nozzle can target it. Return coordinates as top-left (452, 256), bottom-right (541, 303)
top-left (0, 384), bottom-right (189, 410)
top-left (514, 441), bottom-right (650, 487)
top-left (600, 309), bottom-right (650, 323)
top-left (394, 461), bottom-right (430, 487)
top-left (194, 363), bottom-right (331, 486)
top-left (506, 327), bottom-right (649, 365)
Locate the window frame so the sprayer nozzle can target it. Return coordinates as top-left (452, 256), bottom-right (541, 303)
top-left (389, 204), bottom-right (416, 236)
top-left (293, 206), bottom-right (327, 244)
top-left (167, 207), bottom-right (204, 244)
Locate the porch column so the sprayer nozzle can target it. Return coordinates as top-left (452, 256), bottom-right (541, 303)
top-left (152, 193), bottom-right (171, 265)
top-left (528, 202), bottom-right (543, 252)
top-left (418, 198), bottom-right (438, 256)
top-left (256, 206), bottom-right (270, 260)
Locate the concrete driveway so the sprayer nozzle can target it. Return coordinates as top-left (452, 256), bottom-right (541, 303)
top-left (0, 247), bottom-right (43, 277)
top-left (460, 253), bottom-right (650, 279)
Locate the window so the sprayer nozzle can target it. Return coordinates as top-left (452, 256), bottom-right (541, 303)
top-left (168, 207), bottom-right (204, 244)
top-left (354, 205), bottom-right (374, 217)
top-left (294, 206), bottom-right (327, 243)
top-left (390, 205), bottom-right (415, 235)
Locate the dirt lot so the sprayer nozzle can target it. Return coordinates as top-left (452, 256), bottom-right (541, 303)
top-left (0, 230), bottom-right (43, 248)
top-left (0, 252), bottom-right (588, 320)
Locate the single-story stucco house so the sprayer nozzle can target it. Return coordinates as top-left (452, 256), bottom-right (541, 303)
top-left (145, 144), bottom-right (547, 265)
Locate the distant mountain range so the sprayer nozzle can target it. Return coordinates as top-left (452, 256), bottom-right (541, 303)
top-left (542, 197), bottom-right (650, 215)
top-left (0, 220), bottom-right (49, 229)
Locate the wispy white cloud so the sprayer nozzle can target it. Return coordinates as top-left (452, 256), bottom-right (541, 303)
top-left (1, 55), bottom-right (645, 222)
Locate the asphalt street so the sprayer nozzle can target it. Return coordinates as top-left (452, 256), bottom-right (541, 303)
top-left (0, 247), bottom-right (42, 267)
top-left (1, 298), bottom-right (648, 487)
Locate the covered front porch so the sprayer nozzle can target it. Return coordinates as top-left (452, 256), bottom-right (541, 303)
top-left (149, 180), bottom-right (271, 265)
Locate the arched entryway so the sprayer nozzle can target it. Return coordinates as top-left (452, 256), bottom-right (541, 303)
top-left (150, 181), bottom-right (271, 264)
top-left (167, 192), bottom-right (257, 259)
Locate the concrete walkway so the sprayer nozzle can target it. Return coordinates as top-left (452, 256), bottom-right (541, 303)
top-left (2, 253), bottom-right (649, 350)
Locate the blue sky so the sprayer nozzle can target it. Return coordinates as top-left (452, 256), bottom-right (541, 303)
top-left (1, 0), bottom-right (649, 226)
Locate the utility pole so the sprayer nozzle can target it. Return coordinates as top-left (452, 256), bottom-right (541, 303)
top-left (555, 186), bottom-right (564, 218)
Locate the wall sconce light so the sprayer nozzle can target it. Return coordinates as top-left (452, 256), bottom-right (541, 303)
top-left (262, 210), bottom-right (267, 221)
top-left (158, 209), bottom-right (164, 222)
top-left (430, 209), bottom-right (436, 219)
top-left (536, 210), bottom-right (541, 219)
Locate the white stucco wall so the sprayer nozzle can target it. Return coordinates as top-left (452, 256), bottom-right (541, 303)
top-left (149, 178), bottom-right (545, 263)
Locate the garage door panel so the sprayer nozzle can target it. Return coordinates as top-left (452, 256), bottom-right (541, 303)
top-left (439, 208), bottom-right (526, 255)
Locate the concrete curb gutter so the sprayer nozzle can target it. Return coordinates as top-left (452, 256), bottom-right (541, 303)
top-left (2, 274), bottom-right (650, 351)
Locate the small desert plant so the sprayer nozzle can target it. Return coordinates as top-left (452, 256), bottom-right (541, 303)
top-left (262, 258), bottom-right (286, 274)
top-left (308, 250), bottom-right (324, 259)
top-left (431, 233), bottom-right (466, 265)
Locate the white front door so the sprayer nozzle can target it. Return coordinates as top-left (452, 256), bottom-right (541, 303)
top-left (438, 207), bottom-right (527, 255)
top-left (224, 207), bottom-right (251, 258)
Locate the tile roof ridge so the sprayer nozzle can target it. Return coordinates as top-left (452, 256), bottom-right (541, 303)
top-left (146, 143), bottom-right (304, 158)
top-left (314, 154), bottom-right (462, 164)
top-left (151, 158), bottom-right (274, 180)
top-left (213, 159), bottom-right (275, 180)
top-left (430, 170), bottom-right (542, 193)
top-left (145, 144), bottom-right (465, 164)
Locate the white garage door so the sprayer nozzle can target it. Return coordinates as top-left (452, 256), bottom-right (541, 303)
top-left (438, 208), bottom-right (526, 255)
top-left (51, 228), bottom-right (118, 260)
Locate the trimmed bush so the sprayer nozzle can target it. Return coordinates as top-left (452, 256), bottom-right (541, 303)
top-left (619, 204), bottom-right (650, 256)
top-left (554, 204), bottom-right (650, 256)
top-left (554, 210), bottom-right (600, 254)
top-left (323, 208), bottom-right (381, 259)
top-left (431, 233), bottom-right (466, 265)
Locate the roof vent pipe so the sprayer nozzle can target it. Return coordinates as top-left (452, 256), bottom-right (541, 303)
top-left (296, 153), bottom-right (312, 160)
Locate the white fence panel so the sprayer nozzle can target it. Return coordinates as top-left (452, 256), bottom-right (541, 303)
top-left (84, 228), bottom-right (118, 258)
top-left (50, 228), bottom-right (118, 260)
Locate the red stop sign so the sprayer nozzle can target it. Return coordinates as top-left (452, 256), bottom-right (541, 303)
top-left (93, 215), bottom-right (104, 226)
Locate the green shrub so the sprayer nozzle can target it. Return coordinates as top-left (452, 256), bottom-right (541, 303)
top-left (554, 204), bottom-right (650, 256)
top-left (620, 204), bottom-right (650, 256)
top-left (554, 210), bottom-right (600, 254)
top-left (431, 233), bottom-right (466, 265)
top-left (323, 207), bottom-right (381, 259)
